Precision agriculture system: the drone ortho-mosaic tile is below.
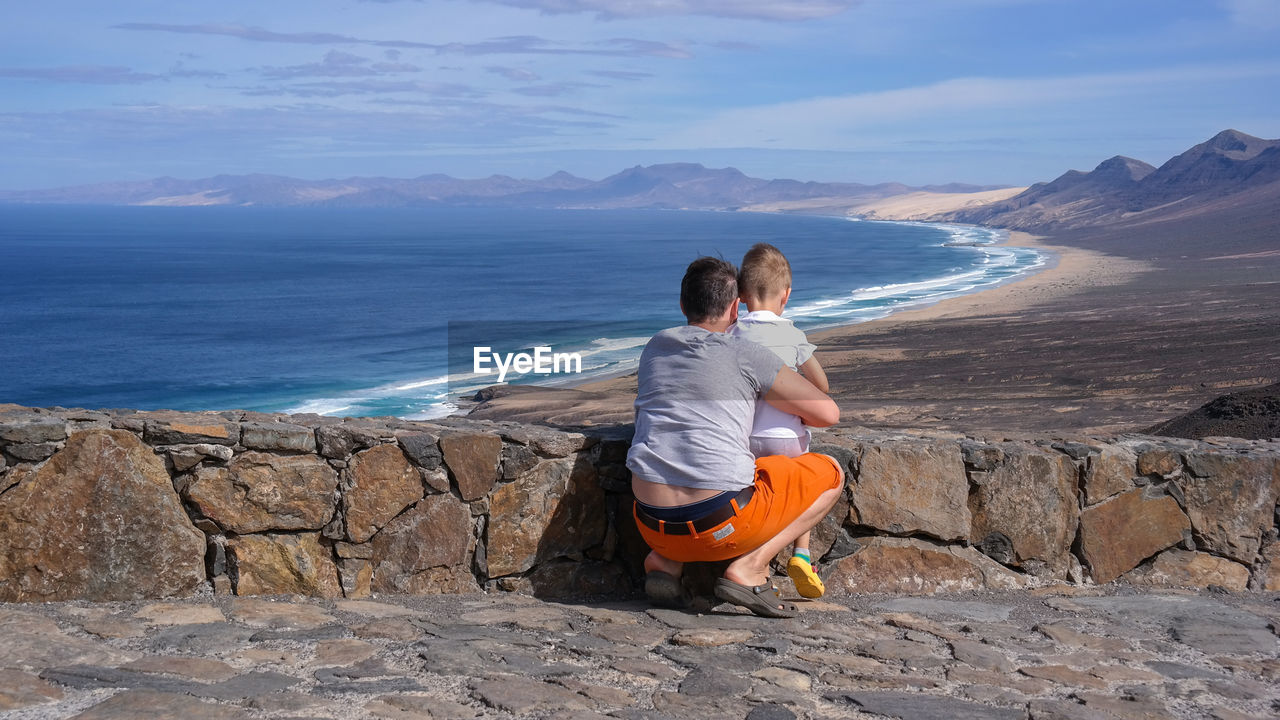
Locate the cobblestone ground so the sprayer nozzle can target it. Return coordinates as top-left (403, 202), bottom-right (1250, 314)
top-left (1, 586), bottom-right (1278, 719)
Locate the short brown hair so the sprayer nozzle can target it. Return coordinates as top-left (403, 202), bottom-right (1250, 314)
top-left (738, 243), bottom-right (791, 303)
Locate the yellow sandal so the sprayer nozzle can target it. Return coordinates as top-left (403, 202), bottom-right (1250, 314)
top-left (787, 556), bottom-right (825, 599)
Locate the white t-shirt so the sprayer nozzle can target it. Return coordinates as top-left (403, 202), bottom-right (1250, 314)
top-left (728, 310), bottom-right (816, 439)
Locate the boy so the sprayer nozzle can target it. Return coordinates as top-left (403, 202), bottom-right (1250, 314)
top-left (729, 242), bottom-right (829, 599)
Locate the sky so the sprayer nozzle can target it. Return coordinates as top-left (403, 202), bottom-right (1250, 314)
top-left (2, 0), bottom-right (1279, 190)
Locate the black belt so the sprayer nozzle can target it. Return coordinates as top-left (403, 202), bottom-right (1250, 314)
top-left (635, 486), bottom-right (754, 535)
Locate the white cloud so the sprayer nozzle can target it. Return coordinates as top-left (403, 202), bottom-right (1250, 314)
top-left (659, 63), bottom-right (1280, 149)
top-left (470, 0), bottom-right (862, 21)
top-left (1221, 0), bottom-right (1280, 29)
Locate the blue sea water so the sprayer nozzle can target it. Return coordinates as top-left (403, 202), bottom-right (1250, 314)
top-left (0, 206), bottom-right (1043, 418)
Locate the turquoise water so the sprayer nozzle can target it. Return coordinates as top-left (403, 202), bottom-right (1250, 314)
top-left (0, 206), bottom-right (1042, 417)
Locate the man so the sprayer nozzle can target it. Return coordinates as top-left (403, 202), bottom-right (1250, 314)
top-left (627, 257), bottom-right (843, 617)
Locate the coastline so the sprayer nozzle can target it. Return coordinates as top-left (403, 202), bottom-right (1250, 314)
top-left (467, 226), bottom-right (1147, 426)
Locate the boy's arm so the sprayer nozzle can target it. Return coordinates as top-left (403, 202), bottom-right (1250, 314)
top-left (798, 355), bottom-right (829, 394)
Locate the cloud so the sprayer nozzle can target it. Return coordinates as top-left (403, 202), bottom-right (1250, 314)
top-left (258, 50), bottom-right (421, 79)
top-left (237, 79), bottom-right (483, 98)
top-left (468, 0), bottom-right (862, 20)
top-left (0, 65), bottom-right (163, 84)
top-left (585, 70), bottom-right (652, 81)
top-left (663, 63), bottom-right (1280, 149)
top-left (439, 36), bottom-right (691, 58)
top-left (114, 23), bottom-right (689, 58)
top-left (1221, 0), bottom-right (1280, 29)
top-left (511, 81), bottom-right (604, 96)
top-left (169, 62), bottom-right (228, 79)
top-left (486, 66), bottom-right (541, 82)
top-left (114, 22), bottom-right (367, 45)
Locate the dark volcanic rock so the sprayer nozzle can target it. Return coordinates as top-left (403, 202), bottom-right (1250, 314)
top-left (1145, 381), bottom-right (1280, 440)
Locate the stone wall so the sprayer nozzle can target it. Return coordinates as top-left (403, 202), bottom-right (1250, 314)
top-left (1, 404), bottom-right (1277, 602)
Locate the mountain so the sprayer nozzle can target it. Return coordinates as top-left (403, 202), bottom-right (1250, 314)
top-left (0, 164), bottom-right (1010, 211)
top-left (944, 130), bottom-right (1280, 230)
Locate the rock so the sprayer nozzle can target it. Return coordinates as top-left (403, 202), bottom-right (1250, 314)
top-left (1083, 445), bottom-right (1137, 505)
top-left (344, 444), bottom-right (424, 543)
top-left (0, 608), bottom-right (136, 671)
top-left (314, 638), bottom-right (378, 667)
top-left (1077, 693), bottom-right (1169, 720)
top-left (69, 690), bottom-right (243, 720)
top-left (1122, 549), bottom-right (1250, 590)
top-left (7, 442), bottom-right (61, 461)
top-left (0, 430), bottom-right (205, 601)
top-left (1069, 595), bottom-right (1277, 655)
top-left (875, 598), bottom-right (1013, 622)
top-left (1019, 664), bottom-right (1107, 689)
top-left (832, 690), bottom-right (1026, 720)
top-left (366, 694), bottom-right (480, 719)
top-left (0, 668), bottom-right (63, 711)
top-left (0, 417), bottom-right (67, 444)
top-left (120, 656), bottom-right (239, 682)
top-left (1136, 448), bottom-right (1182, 478)
top-left (397, 431), bottom-right (443, 469)
top-left (229, 597), bottom-right (336, 628)
top-left (185, 451), bottom-right (338, 533)
top-left (1175, 453), bottom-right (1279, 563)
top-left (1033, 624), bottom-right (1128, 652)
top-left (336, 600), bottom-right (419, 618)
top-left (827, 537), bottom-right (1026, 595)
top-left (968, 443), bottom-right (1079, 578)
top-left (370, 494), bottom-right (478, 594)
top-left (672, 629), bottom-right (754, 647)
top-left (523, 559), bottom-right (632, 600)
top-left (1258, 542), bottom-right (1280, 591)
top-left (316, 424), bottom-right (381, 459)
top-left (440, 432), bottom-right (502, 500)
top-left (227, 532), bottom-right (342, 597)
top-left (240, 421), bottom-right (316, 452)
top-left (143, 414), bottom-right (239, 446)
top-left (471, 677), bottom-right (591, 714)
top-left (1028, 699), bottom-right (1108, 720)
top-left (1078, 487), bottom-right (1191, 583)
top-left (487, 457), bottom-right (605, 577)
top-left (950, 639), bottom-right (1014, 672)
top-left (338, 558), bottom-right (373, 599)
top-left (849, 440), bottom-right (970, 541)
top-left (135, 603), bottom-right (225, 625)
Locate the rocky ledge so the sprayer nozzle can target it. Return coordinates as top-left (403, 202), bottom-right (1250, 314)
top-left (1, 404), bottom-right (1279, 603)
top-left (1, 587), bottom-right (1277, 719)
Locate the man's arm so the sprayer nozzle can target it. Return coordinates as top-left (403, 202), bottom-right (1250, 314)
top-left (798, 356), bottom-right (829, 394)
top-left (764, 366), bottom-right (839, 427)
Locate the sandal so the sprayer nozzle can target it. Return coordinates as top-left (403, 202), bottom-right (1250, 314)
top-left (645, 571), bottom-right (692, 609)
top-left (713, 577), bottom-right (797, 618)
top-left (787, 556), bottom-right (825, 599)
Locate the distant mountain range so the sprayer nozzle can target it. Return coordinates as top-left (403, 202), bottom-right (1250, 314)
top-left (941, 129), bottom-right (1280, 231)
top-left (0, 163), bottom-right (1005, 211)
top-left (4, 130), bottom-right (1276, 237)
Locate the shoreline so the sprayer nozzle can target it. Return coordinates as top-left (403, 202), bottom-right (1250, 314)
top-left (467, 224), bottom-right (1152, 426)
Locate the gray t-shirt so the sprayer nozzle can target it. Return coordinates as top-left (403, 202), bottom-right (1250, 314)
top-left (626, 325), bottom-right (785, 491)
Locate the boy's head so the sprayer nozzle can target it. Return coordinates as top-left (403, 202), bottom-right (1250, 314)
top-left (738, 242), bottom-right (792, 309)
top-left (680, 256), bottom-right (738, 325)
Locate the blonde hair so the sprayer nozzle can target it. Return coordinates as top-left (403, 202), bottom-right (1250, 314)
top-left (738, 242), bottom-right (791, 303)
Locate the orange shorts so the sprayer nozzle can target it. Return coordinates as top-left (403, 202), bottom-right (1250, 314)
top-left (634, 452), bottom-right (843, 563)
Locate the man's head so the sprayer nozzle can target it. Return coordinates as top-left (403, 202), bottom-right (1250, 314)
top-left (680, 256), bottom-right (739, 327)
top-left (738, 243), bottom-right (792, 309)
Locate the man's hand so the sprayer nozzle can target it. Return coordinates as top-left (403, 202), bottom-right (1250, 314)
top-left (765, 366), bottom-right (839, 427)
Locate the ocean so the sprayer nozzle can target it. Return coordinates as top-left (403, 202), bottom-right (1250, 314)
top-left (0, 205), bottom-right (1043, 418)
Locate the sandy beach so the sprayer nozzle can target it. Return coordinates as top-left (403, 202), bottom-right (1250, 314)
top-left (469, 211), bottom-right (1280, 435)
